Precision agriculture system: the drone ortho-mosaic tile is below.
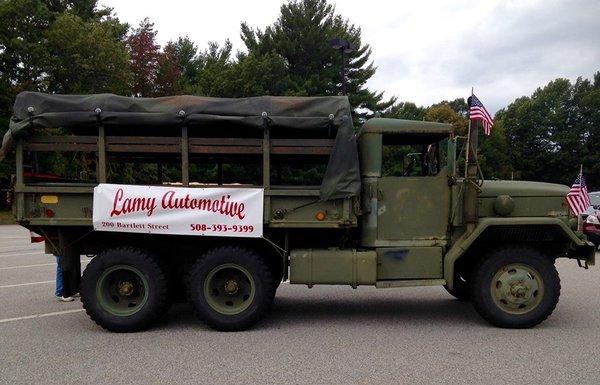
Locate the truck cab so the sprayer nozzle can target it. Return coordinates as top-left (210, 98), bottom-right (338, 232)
top-left (358, 118), bottom-right (453, 283)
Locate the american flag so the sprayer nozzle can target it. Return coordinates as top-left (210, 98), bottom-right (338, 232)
top-left (567, 171), bottom-right (591, 215)
top-left (469, 94), bottom-right (494, 136)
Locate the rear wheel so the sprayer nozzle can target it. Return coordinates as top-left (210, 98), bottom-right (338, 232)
top-left (186, 246), bottom-right (274, 331)
top-left (81, 247), bottom-right (169, 332)
top-left (471, 247), bottom-right (560, 328)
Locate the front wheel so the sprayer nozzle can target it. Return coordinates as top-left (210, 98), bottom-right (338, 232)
top-left (471, 247), bottom-right (560, 328)
top-left (186, 246), bottom-right (275, 331)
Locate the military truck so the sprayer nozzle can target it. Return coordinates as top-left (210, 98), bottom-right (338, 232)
top-left (1, 92), bottom-right (594, 332)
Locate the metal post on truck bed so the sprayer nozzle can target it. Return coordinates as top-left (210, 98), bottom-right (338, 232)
top-left (98, 126), bottom-right (106, 183)
top-left (96, 108), bottom-right (107, 183)
top-left (262, 112), bottom-right (270, 190)
top-left (261, 112), bottom-right (271, 223)
top-left (262, 112), bottom-right (270, 222)
top-left (182, 125), bottom-right (189, 186)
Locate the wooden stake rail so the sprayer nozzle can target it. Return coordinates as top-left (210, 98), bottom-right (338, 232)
top-left (23, 135), bottom-right (334, 155)
top-left (20, 134), bottom-right (334, 187)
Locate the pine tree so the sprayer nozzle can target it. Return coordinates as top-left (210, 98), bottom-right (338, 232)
top-left (240, 0), bottom-right (393, 120)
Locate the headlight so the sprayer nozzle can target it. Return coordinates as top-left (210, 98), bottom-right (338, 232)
top-left (586, 214), bottom-right (600, 225)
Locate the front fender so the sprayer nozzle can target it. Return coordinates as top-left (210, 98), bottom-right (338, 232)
top-left (444, 217), bottom-right (594, 289)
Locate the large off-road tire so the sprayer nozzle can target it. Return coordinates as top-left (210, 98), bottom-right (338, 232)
top-left (444, 273), bottom-right (470, 301)
top-left (186, 246), bottom-right (275, 331)
top-left (470, 246), bottom-right (560, 328)
top-left (81, 247), bottom-right (169, 332)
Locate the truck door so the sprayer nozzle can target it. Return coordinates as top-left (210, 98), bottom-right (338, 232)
top-left (377, 164), bottom-right (450, 241)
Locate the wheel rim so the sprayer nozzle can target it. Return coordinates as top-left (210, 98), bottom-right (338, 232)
top-left (96, 265), bottom-right (149, 316)
top-left (204, 263), bottom-right (255, 315)
top-left (491, 263), bottom-right (544, 315)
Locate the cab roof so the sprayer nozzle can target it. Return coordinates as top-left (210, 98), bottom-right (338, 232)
top-left (360, 118), bottom-right (453, 139)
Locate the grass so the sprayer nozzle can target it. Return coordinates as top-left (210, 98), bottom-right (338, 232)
top-left (0, 210), bottom-right (15, 225)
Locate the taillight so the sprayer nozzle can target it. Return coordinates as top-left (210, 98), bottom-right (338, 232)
top-left (30, 231), bottom-right (45, 243)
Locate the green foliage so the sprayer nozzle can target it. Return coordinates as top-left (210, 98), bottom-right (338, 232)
top-left (0, 0), bottom-right (51, 109)
top-left (497, 73), bottom-right (600, 188)
top-left (383, 102), bottom-right (426, 121)
top-left (166, 36), bottom-right (199, 93)
top-left (424, 103), bottom-right (469, 135)
top-left (226, 52), bottom-right (291, 97)
top-left (0, 0), bottom-right (130, 195)
top-left (45, 13), bottom-right (132, 94)
top-left (478, 120), bottom-right (511, 180)
top-left (240, 0), bottom-right (393, 118)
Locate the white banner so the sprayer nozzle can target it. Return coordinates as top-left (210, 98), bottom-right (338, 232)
top-left (92, 184), bottom-right (264, 238)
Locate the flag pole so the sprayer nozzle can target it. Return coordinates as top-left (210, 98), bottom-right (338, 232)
top-left (464, 87), bottom-right (474, 178)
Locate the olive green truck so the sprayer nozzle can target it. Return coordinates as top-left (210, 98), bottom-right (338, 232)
top-left (1, 92), bottom-right (595, 332)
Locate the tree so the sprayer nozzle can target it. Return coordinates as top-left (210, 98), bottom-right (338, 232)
top-left (578, 73), bottom-right (600, 189)
top-left (190, 40), bottom-right (234, 97)
top-left (383, 101), bottom-right (426, 120)
top-left (424, 103), bottom-right (469, 135)
top-left (167, 36), bottom-right (200, 93)
top-left (0, 0), bottom-right (119, 101)
top-left (478, 120), bottom-right (512, 180)
top-left (45, 0), bottom-right (112, 20)
top-left (240, 0), bottom-right (393, 119)
top-left (45, 13), bottom-right (132, 94)
top-left (496, 73), bottom-right (600, 188)
top-left (127, 18), bottom-right (160, 97)
top-left (498, 79), bottom-right (571, 184)
top-left (0, 0), bottom-right (51, 100)
top-left (0, 0), bottom-right (131, 202)
top-left (155, 44), bottom-right (183, 96)
top-left (227, 52), bottom-right (291, 97)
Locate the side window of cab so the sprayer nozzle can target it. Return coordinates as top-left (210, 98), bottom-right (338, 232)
top-left (381, 135), bottom-right (447, 177)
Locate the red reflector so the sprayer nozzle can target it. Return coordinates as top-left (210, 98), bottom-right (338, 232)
top-left (30, 231), bottom-right (46, 243)
top-left (45, 209), bottom-right (55, 218)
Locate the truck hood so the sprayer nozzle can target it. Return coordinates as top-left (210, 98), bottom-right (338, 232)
top-left (480, 180), bottom-right (569, 198)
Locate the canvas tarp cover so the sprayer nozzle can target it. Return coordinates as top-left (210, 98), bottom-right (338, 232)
top-left (1, 92), bottom-right (360, 200)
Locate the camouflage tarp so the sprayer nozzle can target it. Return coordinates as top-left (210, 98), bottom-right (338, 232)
top-left (1, 92), bottom-right (360, 200)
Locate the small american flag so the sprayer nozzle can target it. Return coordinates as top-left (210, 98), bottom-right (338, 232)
top-left (567, 171), bottom-right (591, 215)
top-left (469, 94), bottom-right (494, 136)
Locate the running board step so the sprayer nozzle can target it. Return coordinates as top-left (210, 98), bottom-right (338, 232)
top-left (376, 279), bottom-right (446, 288)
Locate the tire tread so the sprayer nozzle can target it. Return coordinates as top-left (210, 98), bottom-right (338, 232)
top-left (81, 247), bottom-right (169, 332)
top-left (470, 246), bottom-right (561, 328)
top-left (186, 246), bottom-right (275, 332)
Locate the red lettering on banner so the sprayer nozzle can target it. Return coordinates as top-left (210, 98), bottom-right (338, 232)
top-left (158, 190), bottom-right (246, 219)
top-left (110, 188), bottom-right (157, 217)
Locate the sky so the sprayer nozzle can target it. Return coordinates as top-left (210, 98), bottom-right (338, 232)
top-left (99, 0), bottom-right (600, 114)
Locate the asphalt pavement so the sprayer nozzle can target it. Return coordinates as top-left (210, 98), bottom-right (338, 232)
top-left (1, 224), bottom-right (599, 385)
